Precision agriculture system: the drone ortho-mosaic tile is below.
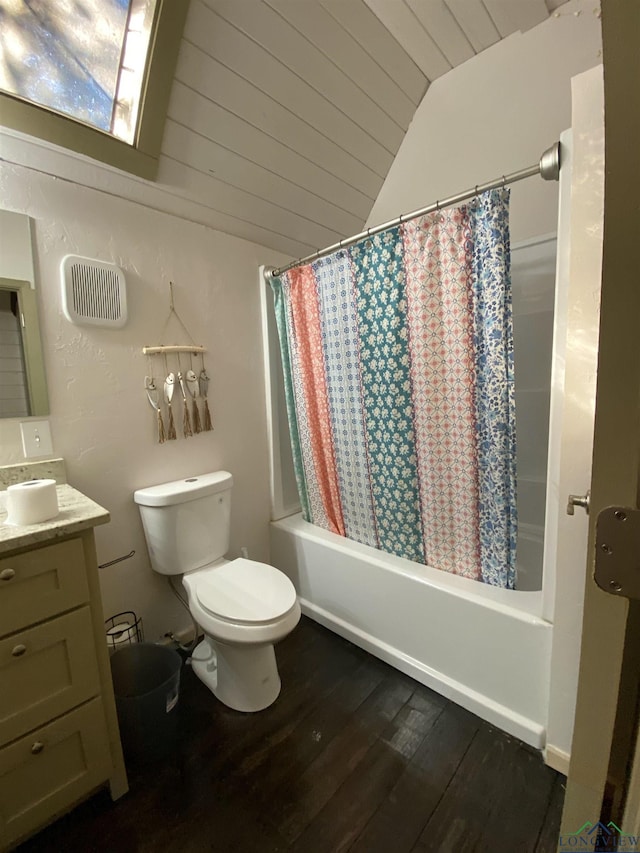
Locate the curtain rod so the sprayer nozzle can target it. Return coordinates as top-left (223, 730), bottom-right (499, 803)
top-left (264, 141), bottom-right (560, 280)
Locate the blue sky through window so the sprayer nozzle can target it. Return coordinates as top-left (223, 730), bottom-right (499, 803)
top-left (0, 0), bottom-right (153, 143)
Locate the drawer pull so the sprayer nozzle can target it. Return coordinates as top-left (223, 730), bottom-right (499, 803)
top-left (31, 741), bottom-right (45, 755)
top-left (0, 568), bottom-right (15, 581)
top-left (11, 644), bottom-right (27, 657)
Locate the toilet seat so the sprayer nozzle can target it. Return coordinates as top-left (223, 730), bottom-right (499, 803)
top-left (194, 558), bottom-right (297, 625)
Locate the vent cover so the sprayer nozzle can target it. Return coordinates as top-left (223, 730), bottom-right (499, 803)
top-left (60, 255), bottom-right (127, 328)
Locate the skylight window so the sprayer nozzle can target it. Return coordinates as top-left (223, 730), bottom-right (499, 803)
top-left (0, 0), bottom-right (188, 180)
top-left (0, 0), bottom-right (157, 145)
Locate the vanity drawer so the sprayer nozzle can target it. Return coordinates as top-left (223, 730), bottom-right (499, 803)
top-left (0, 698), bottom-right (111, 850)
top-left (0, 607), bottom-right (100, 746)
top-left (0, 538), bottom-right (89, 637)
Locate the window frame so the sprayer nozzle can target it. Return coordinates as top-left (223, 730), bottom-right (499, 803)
top-left (0, 0), bottom-right (189, 181)
top-left (0, 278), bottom-right (49, 417)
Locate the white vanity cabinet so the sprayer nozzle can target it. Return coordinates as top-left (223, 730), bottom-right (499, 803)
top-left (0, 489), bottom-right (128, 851)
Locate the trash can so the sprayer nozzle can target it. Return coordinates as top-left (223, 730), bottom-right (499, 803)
top-left (110, 643), bottom-right (182, 765)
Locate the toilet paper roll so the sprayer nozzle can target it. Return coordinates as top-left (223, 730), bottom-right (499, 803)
top-left (106, 622), bottom-right (138, 649)
top-left (6, 479), bottom-right (59, 526)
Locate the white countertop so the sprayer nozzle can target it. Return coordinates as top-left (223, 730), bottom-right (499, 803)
top-left (0, 484), bottom-right (110, 554)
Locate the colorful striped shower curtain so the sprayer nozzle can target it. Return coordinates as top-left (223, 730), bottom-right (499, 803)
top-left (270, 189), bottom-right (517, 589)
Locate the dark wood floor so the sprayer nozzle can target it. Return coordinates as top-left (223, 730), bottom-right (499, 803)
top-left (18, 617), bottom-right (564, 853)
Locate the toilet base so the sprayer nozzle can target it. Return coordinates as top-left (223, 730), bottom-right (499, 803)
top-left (190, 637), bottom-right (282, 712)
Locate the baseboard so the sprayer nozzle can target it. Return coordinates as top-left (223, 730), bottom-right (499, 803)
top-left (545, 744), bottom-right (570, 776)
top-left (299, 598), bottom-right (546, 749)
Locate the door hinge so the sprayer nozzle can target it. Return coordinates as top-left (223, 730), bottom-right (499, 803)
top-left (595, 506), bottom-right (640, 598)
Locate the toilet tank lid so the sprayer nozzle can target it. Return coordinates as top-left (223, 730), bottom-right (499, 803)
top-left (133, 471), bottom-right (233, 507)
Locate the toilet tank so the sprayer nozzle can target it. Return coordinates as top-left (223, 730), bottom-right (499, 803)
top-left (133, 471), bottom-right (233, 575)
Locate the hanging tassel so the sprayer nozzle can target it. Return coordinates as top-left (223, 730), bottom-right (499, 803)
top-left (157, 407), bottom-right (166, 444)
top-left (182, 399), bottom-right (193, 438)
top-left (164, 370), bottom-right (177, 440)
top-left (203, 398), bottom-right (213, 432)
top-left (192, 398), bottom-right (202, 434)
top-left (185, 368), bottom-right (201, 434)
top-left (178, 370), bottom-right (192, 437)
top-left (167, 403), bottom-right (177, 440)
top-left (145, 375), bottom-right (167, 445)
top-left (199, 366), bottom-right (213, 432)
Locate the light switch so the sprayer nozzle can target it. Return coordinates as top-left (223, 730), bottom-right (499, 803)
top-left (20, 420), bottom-right (54, 458)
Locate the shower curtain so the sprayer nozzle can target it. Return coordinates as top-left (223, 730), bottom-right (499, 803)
top-left (270, 189), bottom-right (517, 589)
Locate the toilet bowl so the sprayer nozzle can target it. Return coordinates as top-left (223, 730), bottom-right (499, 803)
top-left (183, 558), bottom-right (301, 712)
top-left (133, 471), bottom-right (301, 712)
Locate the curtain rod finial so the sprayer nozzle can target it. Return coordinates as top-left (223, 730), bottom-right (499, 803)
top-left (540, 142), bottom-right (561, 181)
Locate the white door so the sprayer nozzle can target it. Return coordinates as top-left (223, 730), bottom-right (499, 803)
top-left (543, 65), bottom-right (604, 772)
top-left (560, 0), bottom-right (640, 840)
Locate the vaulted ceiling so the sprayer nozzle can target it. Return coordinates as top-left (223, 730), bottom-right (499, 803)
top-left (155, 0), bottom-right (564, 259)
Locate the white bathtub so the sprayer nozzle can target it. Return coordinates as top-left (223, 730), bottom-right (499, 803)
top-left (270, 513), bottom-right (552, 748)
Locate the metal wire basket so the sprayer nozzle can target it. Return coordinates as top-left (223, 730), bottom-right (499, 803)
top-left (105, 611), bottom-right (144, 653)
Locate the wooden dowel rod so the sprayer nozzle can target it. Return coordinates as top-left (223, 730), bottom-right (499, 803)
top-left (142, 345), bottom-right (206, 355)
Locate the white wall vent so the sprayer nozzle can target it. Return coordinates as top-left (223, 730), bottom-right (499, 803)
top-left (60, 255), bottom-right (127, 328)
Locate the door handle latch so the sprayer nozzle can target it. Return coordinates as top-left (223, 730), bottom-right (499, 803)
top-left (567, 491), bottom-right (590, 515)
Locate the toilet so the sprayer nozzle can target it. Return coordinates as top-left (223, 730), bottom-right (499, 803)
top-left (133, 471), bottom-right (300, 712)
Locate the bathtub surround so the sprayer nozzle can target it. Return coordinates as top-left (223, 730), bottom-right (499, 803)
top-left (264, 16), bottom-right (602, 765)
top-left (510, 235), bottom-right (556, 591)
top-left (271, 190), bottom-right (517, 589)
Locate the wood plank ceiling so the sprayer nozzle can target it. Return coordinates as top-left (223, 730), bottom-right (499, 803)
top-left (157, 0), bottom-right (563, 259)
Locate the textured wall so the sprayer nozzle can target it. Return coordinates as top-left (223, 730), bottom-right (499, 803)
top-left (0, 161), bottom-right (288, 640)
top-left (366, 0), bottom-right (602, 244)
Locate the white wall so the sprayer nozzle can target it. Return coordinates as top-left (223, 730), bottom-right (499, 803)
top-left (0, 209), bottom-right (35, 286)
top-left (366, 0), bottom-right (602, 244)
top-left (0, 160), bottom-right (288, 641)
